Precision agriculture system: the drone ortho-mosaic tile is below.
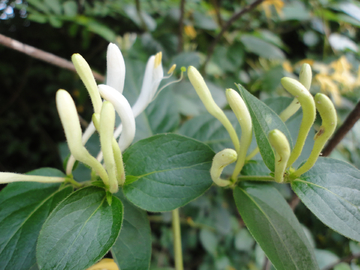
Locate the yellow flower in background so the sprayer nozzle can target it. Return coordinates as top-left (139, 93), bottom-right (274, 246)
top-left (184, 25), bottom-right (197, 39)
top-left (262, 0), bottom-right (284, 18)
top-left (87, 259), bottom-right (119, 270)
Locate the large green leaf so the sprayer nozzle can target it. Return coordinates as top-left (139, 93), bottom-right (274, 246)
top-left (237, 85), bottom-right (293, 171)
top-left (112, 191), bottom-right (151, 270)
top-left (240, 35), bottom-right (285, 59)
top-left (291, 157), bottom-right (360, 242)
top-left (123, 134), bottom-right (214, 212)
top-left (36, 186), bottom-right (123, 270)
top-left (234, 183), bottom-right (319, 270)
top-left (0, 168), bottom-right (72, 270)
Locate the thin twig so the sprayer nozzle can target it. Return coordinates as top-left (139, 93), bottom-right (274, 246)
top-left (322, 100), bottom-right (360, 156)
top-left (201, 0), bottom-right (265, 73)
top-left (211, 0), bottom-right (223, 27)
top-left (0, 33), bottom-right (104, 81)
top-left (177, 0), bottom-right (186, 53)
top-left (322, 252), bottom-right (360, 270)
top-left (135, 0), bottom-right (148, 31)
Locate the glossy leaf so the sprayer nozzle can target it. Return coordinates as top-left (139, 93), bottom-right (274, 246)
top-left (237, 85), bottom-right (293, 171)
top-left (123, 134), bottom-right (214, 212)
top-left (112, 191), bottom-right (151, 270)
top-left (234, 183), bottom-right (319, 270)
top-left (0, 168), bottom-right (72, 270)
top-left (36, 186), bottom-right (123, 270)
top-left (292, 157), bottom-right (360, 242)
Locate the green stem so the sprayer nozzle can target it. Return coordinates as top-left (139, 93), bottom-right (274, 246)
top-left (172, 208), bottom-right (184, 270)
top-left (66, 176), bottom-right (82, 188)
top-left (237, 176), bottom-right (274, 182)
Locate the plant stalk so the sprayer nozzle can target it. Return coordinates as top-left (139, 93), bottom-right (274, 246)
top-left (172, 208), bottom-right (184, 270)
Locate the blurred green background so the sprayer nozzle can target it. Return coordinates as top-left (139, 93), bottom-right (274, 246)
top-left (1, 0), bottom-right (360, 269)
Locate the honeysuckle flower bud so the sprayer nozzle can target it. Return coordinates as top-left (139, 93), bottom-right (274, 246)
top-left (106, 43), bottom-right (125, 94)
top-left (294, 93), bottom-right (337, 177)
top-left (131, 52), bottom-right (164, 118)
top-left (56, 89), bottom-right (109, 187)
top-left (188, 66), bottom-right (240, 153)
top-left (71, 54), bottom-right (102, 114)
top-left (99, 101), bottom-right (119, 193)
top-left (281, 77), bottom-right (316, 168)
top-left (299, 63), bottom-right (312, 91)
top-left (226, 88), bottom-right (252, 179)
top-left (268, 129), bottom-right (291, 183)
top-left (98, 84), bottom-right (136, 151)
top-left (210, 149), bottom-right (238, 187)
top-left (0, 172), bottom-right (65, 184)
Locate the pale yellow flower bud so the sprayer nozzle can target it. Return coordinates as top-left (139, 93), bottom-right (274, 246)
top-left (269, 129), bottom-right (291, 183)
top-left (210, 149), bottom-right (238, 187)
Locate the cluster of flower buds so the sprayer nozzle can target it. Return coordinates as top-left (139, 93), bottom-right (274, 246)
top-left (268, 64), bottom-right (337, 182)
top-left (188, 66), bottom-right (253, 187)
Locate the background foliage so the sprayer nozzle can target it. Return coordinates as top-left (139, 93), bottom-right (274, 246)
top-left (1, 0), bottom-right (360, 269)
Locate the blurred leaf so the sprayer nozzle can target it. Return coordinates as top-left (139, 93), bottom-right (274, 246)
top-left (235, 228), bottom-right (255, 252)
top-left (193, 11), bottom-right (217, 30)
top-left (27, 13), bottom-right (48, 23)
top-left (333, 2), bottom-right (360, 22)
top-left (240, 35), bottom-right (285, 60)
top-left (112, 191), bottom-right (151, 270)
top-left (292, 158), bottom-right (360, 242)
top-left (234, 183), bottom-right (319, 270)
top-left (123, 5), bottom-right (156, 31)
top-left (282, 1), bottom-right (311, 21)
top-left (200, 228), bottom-right (218, 256)
top-left (87, 20), bottom-right (116, 42)
top-left (37, 187), bottom-right (123, 270)
top-left (350, 241), bottom-right (360, 254)
top-left (334, 262), bottom-right (352, 270)
top-left (123, 134), bottom-right (214, 212)
top-left (172, 52), bottom-right (201, 69)
top-left (44, 0), bottom-right (62, 15)
top-left (315, 249), bottom-right (339, 269)
top-left (63, 1), bottom-right (77, 17)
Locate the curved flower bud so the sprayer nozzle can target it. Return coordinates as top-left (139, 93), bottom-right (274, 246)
top-left (98, 84), bottom-right (136, 151)
top-left (226, 88), bottom-right (252, 179)
top-left (0, 172), bottom-right (65, 184)
top-left (210, 149), bottom-right (238, 187)
top-left (131, 52), bottom-right (164, 118)
top-left (99, 101), bottom-right (119, 193)
top-left (279, 64), bottom-right (313, 122)
top-left (281, 77), bottom-right (316, 167)
top-left (294, 93), bottom-right (337, 177)
top-left (188, 66), bottom-right (240, 153)
top-left (56, 89), bottom-right (109, 186)
top-left (269, 129), bottom-right (291, 183)
top-left (106, 43), bottom-right (125, 94)
top-left (71, 54), bottom-right (102, 114)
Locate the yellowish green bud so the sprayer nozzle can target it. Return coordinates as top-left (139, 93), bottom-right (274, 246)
top-left (0, 172), bottom-right (65, 184)
top-left (210, 149), bottom-right (238, 187)
top-left (188, 66), bottom-right (240, 153)
top-left (226, 88), bottom-right (252, 180)
top-left (294, 93), bottom-right (337, 177)
top-left (268, 129), bottom-right (291, 183)
top-left (56, 89), bottom-right (109, 186)
top-left (281, 77), bottom-right (316, 167)
top-left (71, 53), bottom-right (102, 114)
top-left (299, 63), bottom-right (312, 91)
top-left (99, 101), bottom-right (119, 193)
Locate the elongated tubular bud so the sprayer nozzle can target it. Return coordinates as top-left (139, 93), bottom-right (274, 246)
top-left (281, 77), bottom-right (316, 167)
top-left (210, 149), bottom-right (238, 187)
top-left (56, 90), bottom-right (109, 186)
top-left (106, 43), bottom-right (125, 94)
top-left (71, 54), bottom-right (102, 114)
top-left (279, 64), bottom-right (313, 123)
top-left (268, 129), bottom-right (291, 183)
top-left (188, 66), bottom-right (240, 153)
top-left (0, 173), bottom-right (65, 184)
top-left (99, 101), bottom-right (119, 193)
top-left (226, 88), bottom-right (252, 180)
top-left (294, 94), bottom-right (337, 177)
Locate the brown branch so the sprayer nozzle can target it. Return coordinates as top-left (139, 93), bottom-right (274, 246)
top-left (322, 252), bottom-right (360, 270)
top-left (211, 0), bottom-right (223, 27)
top-left (0, 33), bottom-right (105, 81)
top-left (322, 100), bottom-right (360, 157)
top-left (201, 0), bottom-right (265, 74)
top-left (177, 0), bottom-right (186, 53)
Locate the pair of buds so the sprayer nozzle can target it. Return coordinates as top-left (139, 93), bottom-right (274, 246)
top-left (269, 64), bottom-right (337, 182)
top-left (187, 66), bottom-right (253, 187)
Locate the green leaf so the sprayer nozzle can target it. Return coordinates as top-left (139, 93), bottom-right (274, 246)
top-left (234, 183), bottom-right (319, 270)
top-left (0, 168), bottom-right (72, 270)
top-left (199, 228), bottom-right (218, 256)
top-left (291, 157), bottom-right (360, 242)
top-left (237, 85), bottom-right (293, 171)
top-left (112, 191), bottom-right (151, 270)
top-left (240, 35), bottom-right (285, 59)
top-left (36, 186), bottom-right (123, 270)
top-left (123, 134), bottom-right (214, 212)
